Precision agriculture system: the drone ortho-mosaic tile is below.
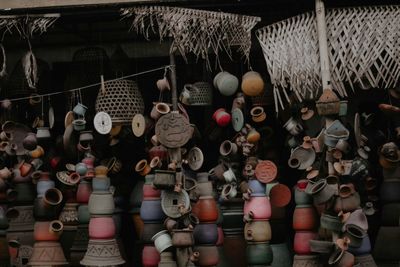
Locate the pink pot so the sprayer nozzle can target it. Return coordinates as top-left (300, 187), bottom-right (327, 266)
top-left (143, 184), bottom-right (161, 199)
top-left (243, 196), bottom-right (271, 221)
top-left (294, 231), bottom-right (318, 255)
top-left (76, 180), bottom-right (92, 203)
top-left (212, 108), bottom-right (231, 127)
top-left (89, 217), bottom-right (116, 239)
top-left (142, 245), bottom-right (160, 267)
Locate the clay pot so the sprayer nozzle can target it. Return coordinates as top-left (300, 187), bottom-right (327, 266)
top-left (143, 175), bottom-right (161, 199)
top-left (295, 179), bottom-right (313, 205)
top-left (76, 180), bottom-right (92, 203)
top-left (248, 179), bottom-right (266, 195)
top-left (34, 220), bottom-right (63, 241)
top-left (22, 133), bottom-right (37, 151)
top-left (194, 223), bottom-right (218, 244)
top-left (194, 245), bottom-right (219, 267)
top-left (294, 231), bottom-right (318, 254)
top-left (140, 198), bottom-right (166, 222)
top-left (243, 195), bottom-right (271, 221)
top-left (88, 191), bottom-right (115, 215)
top-left (29, 145), bottom-right (45, 158)
top-left (92, 176), bottom-right (111, 192)
top-left (44, 188), bottom-right (63, 206)
top-left (310, 179), bottom-right (335, 204)
top-left (246, 241), bottom-right (273, 266)
top-left (152, 230), bottom-right (173, 253)
top-left (335, 192), bottom-right (361, 213)
top-left (271, 243), bottom-right (292, 267)
top-left (343, 208), bottom-right (368, 231)
top-left (28, 241), bottom-right (68, 266)
top-left (320, 213), bottom-right (343, 232)
top-left (244, 220), bottom-right (271, 242)
top-left (141, 223), bottom-right (165, 244)
top-left (149, 145), bottom-right (168, 161)
top-left (171, 229), bottom-right (194, 247)
top-left (192, 196), bottom-right (218, 223)
top-left (89, 216), bottom-right (116, 239)
top-left (80, 238), bottom-right (125, 266)
top-left (150, 102), bottom-right (170, 120)
top-left (241, 71), bottom-right (264, 96)
top-left (348, 235), bottom-right (371, 256)
top-left (344, 224), bottom-right (367, 248)
top-left (293, 254), bottom-right (322, 267)
top-left (214, 71), bottom-right (239, 96)
top-left (212, 108), bottom-right (231, 127)
top-left (142, 245), bottom-right (160, 267)
top-left (136, 159), bottom-right (151, 176)
top-left (328, 248), bottom-right (355, 267)
top-left (36, 176), bottom-right (55, 197)
top-left (293, 205), bottom-right (318, 231)
top-left (78, 204), bottom-right (90, 224)
top-left (219, 140), bottom-right (238, 157)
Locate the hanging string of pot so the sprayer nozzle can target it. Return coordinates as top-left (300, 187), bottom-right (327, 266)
top-left (0, 65), bottom-right (174, 104)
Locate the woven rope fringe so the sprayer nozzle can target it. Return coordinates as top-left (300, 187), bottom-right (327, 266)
top-left (257, 5), bottom-right (400, 111)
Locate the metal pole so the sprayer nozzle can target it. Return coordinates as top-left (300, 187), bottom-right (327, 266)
top-left (169, 48), bottom-right (178, 111)
top-left (315, 0), bottom-right (332, 91)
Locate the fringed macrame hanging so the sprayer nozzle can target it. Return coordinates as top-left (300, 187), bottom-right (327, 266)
top-left (121, 6), bottom-right (261, 70)
top-left (256, 5), bottom-right (400, 111)
top-left (0, 14), bottom-right (59, 38)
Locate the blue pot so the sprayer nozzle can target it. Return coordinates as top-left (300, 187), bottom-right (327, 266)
top-left (194, 223), bottom-right (218, 245)
top-left (92, 177), bottom-right (111, 192)
top-left (248, 179), bottom-right (266, 194)
top-left (36, 180), bottom-right (55, 197)
top-left (348, 235), bottom-right (371, 256)
top-left (140, 198), bottom-right (166, 222)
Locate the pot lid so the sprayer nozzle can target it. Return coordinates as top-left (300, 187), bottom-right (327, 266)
top-left (155, 112), bottom-right (191, 148)
top-left (131, 114), bottom-right (145, 137)
top-left (161, 190), bottom-right (190, 218)
top-left (255, 160), bottom-right (277, 183)
top-left (94, 112), bottom-right (112, 135)
top-left (231, 108), bottom-right (244, 132)
top-left (187, 147), bottom-right (204, 171)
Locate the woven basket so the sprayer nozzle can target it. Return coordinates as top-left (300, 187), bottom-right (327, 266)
top-left (186, 82), bottom-right (213, 106)
top-left (95, 79), bottom-right (144, 123)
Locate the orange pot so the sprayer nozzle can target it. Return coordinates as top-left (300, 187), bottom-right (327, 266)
top-left (192, 196), bottom-right (218, 222)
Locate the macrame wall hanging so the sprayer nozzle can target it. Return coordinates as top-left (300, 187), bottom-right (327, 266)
top-left (256, 5), bottom-right (400, 111)
top-left (121, 6), bottom-right (261, 70)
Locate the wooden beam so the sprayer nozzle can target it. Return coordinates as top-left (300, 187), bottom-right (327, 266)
top-left (0, 0), bottom-right (187, 10)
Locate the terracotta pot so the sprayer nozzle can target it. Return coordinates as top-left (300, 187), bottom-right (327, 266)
top-left (329, 248), bottom-right (355, 267)
top-left (30, 145), bottom-right (45, 158)
top-left (243, 195), bottom-right (271, 221)
top-left (141, 222), bottom-right (165, 244)
top-left (192, 196), bottom-right (218, 223)
top-left (295, 179), bottom-right (313, 205)
top-left (142, 245), bottom-right (160, 267)
top-left (293, 205), bottom-right (318, 231)
top-left (343, 208), bottom-right (368, 231)
top-left (244, 219), bottom-right (271, 242)
top-left (34, 220), bottom-right (63, 241)
top-left (88, 191), bottom-right (115, 216)
top-left (140, 198), bottom-right (166, 222)
top-left (219, 140), bottom-right (238, 157)
top-left (294, 231), bottom-right (318, 255)
top-left (89, 216), bottom-right (116, 239)
top-left (22, 133), bottom-right (37, 151)
top-left (246, 241), bottom-right (273, 266)
top-left (136, 159), bottom-right (151, 176)
top-left (194, 245), bottom-right (219, 267)
top-left (171, 229), bottom-right (194, 247)
top-left (344, 224), bottom-right (367, 248)
top-left (194, 223), bottom-right (218, 245)
top-left (241, 71), bottom-right (264, 96)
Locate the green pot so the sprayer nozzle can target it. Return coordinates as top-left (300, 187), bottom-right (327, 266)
top-left (320, 213), bottom-right (343, 232)
top-left (246, 241), bottom-right (273, 266)
top-left (271, 243), bottom-right (292, 267)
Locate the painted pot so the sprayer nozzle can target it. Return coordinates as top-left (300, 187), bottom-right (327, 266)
top-left (212, 108), bottom-right (231, 127)
top-left (193, 223), bottom-right (218, 245)
top-left (34, 220), bottom-right (63, 241)
top-left (293, 205), bottom-right (318, 231)
top-left (294, 231), bottom-right (318, 255)
top-left (294, 179), bottom-right (313, 205)
top-left (88, 216), bottom-right (116, 239)
top-left (78, 205), bottom-right (90, 224)
top-left (192, 196), bottom-right (218, 223)
top-left (92, 176), bottom-right (111, 192)
top-left (246, 241), bottom-right (273, 266)
top-left (44, 188), bottom-right (63, 207)
top-left (194, 245), bottom-right (219, 267)
top-left (248, 179), bottom-right (266, 195)
top-left (76, 180), bottom-right (92, 204)
top-left (171, 229), bottom-right (194, 247)
top-left (241, 71), bottom-right (264, 96)
top-left (88, 191), bottom-right (115, 215)
top-left (243, 195), bottom-right (271, 221)
top-left (140, 198), bottom-right (166, 222)
top-left (36, 177), bottom-right (55, 197)
top-left (348, 235), bottom-right (371, 256)
top-left (142, 245), bottom-right (160, 267)
top-left (152, 230), bottom-right (173, 253)
top-left (344, 224), bottom-right (367, 248)
top-left (244, 219), bottom-right (271, 242)
top-left (328, 248), bottom-right (355, 267)
top-left (320, 213), bottom-right (343, 232)
top-left (271, 243), bottom-right (292, 267)
top-left (141, 223), bottom-right (165, 244)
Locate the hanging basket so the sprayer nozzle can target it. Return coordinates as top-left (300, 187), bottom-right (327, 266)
top-left (95, 79), bottom-right (145, 124)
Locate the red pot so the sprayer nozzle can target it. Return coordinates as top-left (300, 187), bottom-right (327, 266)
top-left (142, 245), bottom-right (160, 267)
top-left (213, 108), bottom-right (231, 127)
top-left (89, 217), bottom-right (116, 239)
top-left (293, 205), bottom-right (318, 230)
top-left (76, 180), bottom-right (92, 204)
top-left (294, 231), bottom-right (318, 255)
top-left (192, 196), bottom-right (218, 222)
top-left (243, 196), bottom-right (271, 220)
top-left (34, 220), bottom-right (63, 241)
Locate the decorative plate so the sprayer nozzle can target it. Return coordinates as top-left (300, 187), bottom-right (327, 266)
top-left (155, 112), bottom-right (191, 148)
top-left (131, 114), bottom-right (145, 137)
top-left (64, 111), bottom-right (74, 128)
top-left (187, 147), bottom-right (204, 171)
top-left (161, 190), bottom-right (190, 218)
top-left (232, 108), bottom-right (244, 132)
top-left (48, 106), bottom-right (55, 129)
top-left (255, 160), bottom-right (278, 183)
top-left (93, 112), bottom-right (112, 135)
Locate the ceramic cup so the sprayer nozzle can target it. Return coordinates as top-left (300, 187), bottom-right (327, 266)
top-left (223, 168), bottom-right (236, 183)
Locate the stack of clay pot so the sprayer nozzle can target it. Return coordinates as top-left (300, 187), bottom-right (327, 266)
top-left (192, 172), bottom-right (219, 267)
top-left (373, 142), bottom-right (400, 266)
top-left (141, 174), bottom-right (164, 267)
top-left (28, 171), bottom-right (68, 266)
top-left (81, 165), bottom-right (125, 266)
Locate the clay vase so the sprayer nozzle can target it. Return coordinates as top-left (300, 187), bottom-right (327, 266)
top-left (192, 196), bottom-right (218, 222)
top-left (88, 191), bottom-right (115, 216)
top-left (293, 255), bottom-right (322, 267)
top-left (294, 231), bottom-right (318, 255)
top-left (141, 223), bottom-right (165, 244)
top-left (88, 216), bottom-right (116, 239)
top-left (271, 243), bottom-right (292, 267)
top-left (194, 245), bottom-right (219, 267)
top-left (293, 205), bottom-right (318, 231)
top-left (143, 174), bottom-right (161, 199)
top-left (328, 248), bottom-right (355, 267)
top-left (142, 245), bottom-right (160, 267)
top-left (76, 180), bottom-right (92, 204)
top-left (34, 220), bottom-right (63, 241)
top-left (243, 196), bottom-right (271, 221)
top-left (248, 179), bottom-right (266, 195)
top-left (171, 229), bottom-right (194, 247)
top-left (140, 197), bottom-right (166, 222)
top-left (246, 241), bottom-right (273, 266)
top-left (294, 179), bottom-right (313, 205)
top-left (193, 223), bottom-right (218, 245)
top-left (244, 220), bottom-right (271, 242)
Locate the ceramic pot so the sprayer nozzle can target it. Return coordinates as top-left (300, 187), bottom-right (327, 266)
top-left (78, 205), bottom-right (90, 224)
top-left (73, 102), bottom-right (88, 116)
top-left (309, 239), bottom-right (334, 254)
top-left (44, 188), bottom-right (63, 207)
top-left (241, 71), bottom-right (264, 96)
top-left (246, 241), bottom-right (273, 266)
top-left (293, 205), bottom-right (318, 231)
top-left (194, 223), bottom-right (218, 245)
top-left (192, 196), bottom-right (218, 223)
top-left (212, 108), bottom-right (231, 127)
top-left (80, 238), bottom-right (125, 266)
top-left (294, 231), bottom-right (318, 255)
top-left (320, 213), bottom-right (343, 232)
top-left (271, 243), bottom-right (292, 267)
top-left (334, 192), bottom-right (361, 213)
top-left (293, 254), bottom-right (322, 267)
top-left (328, 248), bottom-right (355, 267)
top-left (142, 245), bottom-right (160, 267)
top-left (28, 241), bottom-right (68, 266)
top-left (380, 180), bottom-right (400, 203)
top-left (344, 224), bottom-right (367, 248)
top-left (34, 220), bottom-right (63, 241)
top-left (36, 177), bottom-right (55, 197)
top-left (244, 219), bottom-right (271, 242)
top-left (150, 102), bottom-right (170, 120)
top-left (33, 197), bottom-right (58, 220)
top-left (248, 179), bottom-right (266, 195)
top-left (89, 216), bottom-right (116, 239)
top-left (59, 202), bottom-right (79, 226)
top-left (76, 180), bottom-right (92, 204)
top-left (219, 140), bottom-right (238, 157)
top-left (310, 179), bottom-right (335, 204)
top-left (152, 230), bottom-right (173, 253)
top-left (141, 223), bottom-right (165, 244)
top-left (381, 203), bottom-right (400, 226)
top-left (348, 235), bottom-right (371, 256)
top-left (171, 229), bottom-right (194, 247)
top-left (92, 176), bottom-right (111, 192)
top-left (143, 175), bottom-right (161, 199)
top-left (295, 179), bottom-right (313, 205)
top-left (88, 191), bottom-right (115, 216)
top-left (214, 71), bottom-right (239, 96)
top-left (140, 198), bottom-right (166, 222)
top-left (22, 133), bottom-right (37, 151)
top-left (136, 159), bottom-right (151, 176)
top-left (243, 195), bottom-right (271, 221)
top-left (194, 245), bottom-right (219, 267)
